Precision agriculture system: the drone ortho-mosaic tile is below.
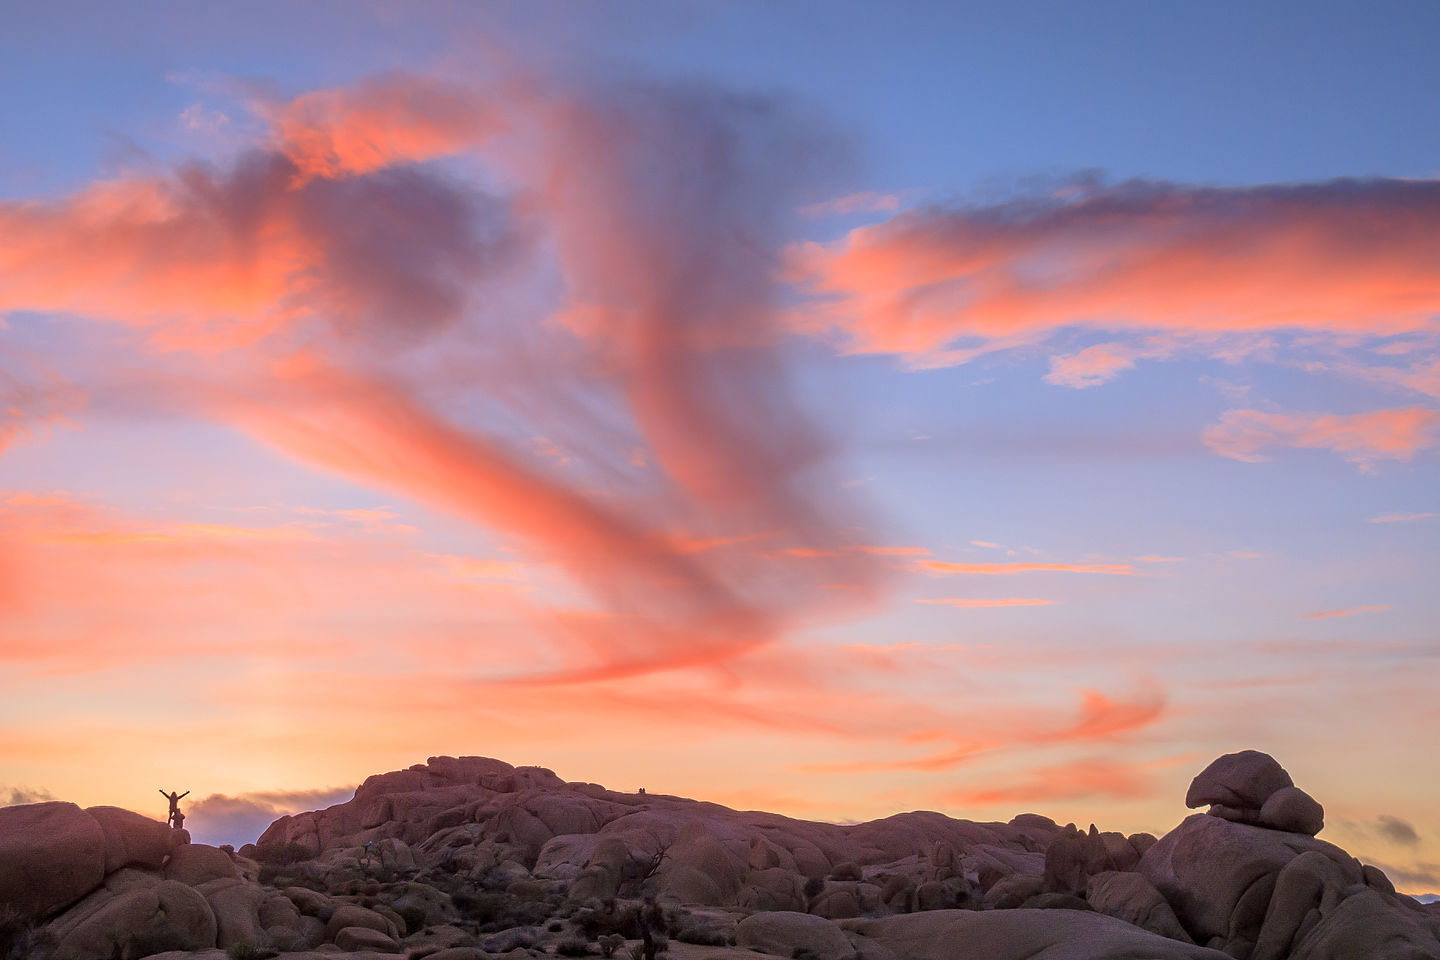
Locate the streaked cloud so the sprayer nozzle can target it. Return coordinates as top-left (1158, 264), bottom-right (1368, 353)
top-left (1203, 407), bottom-right (1440, 469)
top-left (1300, 604), bottom-right (1390, 620)
top-left (917, 560), bottom-right (1137, 576)
top-left (1368, 512), bottom-right (1437, 524)
top-left (912, 597), bottom-right (1053, 608)
top-left (788, 177), bottom-right (1440, 372)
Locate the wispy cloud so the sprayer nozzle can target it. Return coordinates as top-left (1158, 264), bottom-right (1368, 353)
top-left (1204, 407), bottom-right (1440, 469)
top-left (787, 176), bottom-right (1440, 374)
top-left (1300, 604), bottom-right (1390, 620)
top-left (1368, 512), bottom-right (1437, 524)
top-left (913, 597), bottom-right (1053, 608)
top-left (917, 560), bottom-right (1137, 576)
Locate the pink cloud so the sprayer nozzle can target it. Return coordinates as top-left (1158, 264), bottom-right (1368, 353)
top-left (1300, 604), bottom-right (1390, 620)
top-left (787, 177), bottom-right (1440, 375)
top-left (1203, 407), bottom-right (1440, 468)
top-left (912, 597), bottom-right (1054, 608)
top-left (918, 560), bottom-right (1137, 576)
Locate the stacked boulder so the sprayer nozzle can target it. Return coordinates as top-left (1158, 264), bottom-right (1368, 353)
top-left (1185, 750), bottom-right (1325, 836)
top-left (1140, 750), bottom-right (1440, 960)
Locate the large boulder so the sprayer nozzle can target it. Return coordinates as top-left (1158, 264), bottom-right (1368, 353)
top-left (324, 903), bottom-right (398, 943)
top-left (0, 802), bottom-right (106, 919)
top-left (1085, 871), bottom-right (1193, 943)
top-left (844, 909), bottom-right (1234, 959)
top-left (196, 877), bottom-right (267, 948)
top-left (163, 844), bottom-right (241, 885)
top-left (1287, 888), bottom-right (1440, 960)
top-left (1139, 813), bottom-right (1361, 957)
top-left (85, 806), bottom-right (174, 874)
top-left (46, 874), bottom-right (215, 960)
top-left (737, 911), bottom-right (857, 959)
top-left (333, 924), bottom-right (402, 952)
top-left (1186, 751), bottom-right (1293, 811)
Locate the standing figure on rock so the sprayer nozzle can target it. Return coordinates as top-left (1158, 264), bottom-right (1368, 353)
top-left (159, 788), bottom-right (189, 828)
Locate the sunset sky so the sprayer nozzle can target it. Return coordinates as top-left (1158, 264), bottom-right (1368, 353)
top-left (1, 1), bottom-right (1437, 893)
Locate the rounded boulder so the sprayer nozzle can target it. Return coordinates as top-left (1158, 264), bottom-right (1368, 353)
top-left (0, 802), bottom-right (106, 919)
top-left (1259, 786), bottom-right (1325, 836)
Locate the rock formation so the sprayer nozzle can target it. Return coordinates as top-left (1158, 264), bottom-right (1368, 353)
top-left (0, 750), bottom-right (1435, 959)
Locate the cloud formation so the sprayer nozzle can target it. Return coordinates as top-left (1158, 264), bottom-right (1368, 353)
top-left (789, 177), bottom-right (1440, 370)
top-left (1378, 814), bottom-right (1422, 847)
top-left (186, 786), bottom-right (356, 846)
top-left (1204, 407), bottom-right (1440, 469)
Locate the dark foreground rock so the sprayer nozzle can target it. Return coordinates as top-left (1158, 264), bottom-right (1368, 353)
top-left (2, 750), bottom-right (1436, 960)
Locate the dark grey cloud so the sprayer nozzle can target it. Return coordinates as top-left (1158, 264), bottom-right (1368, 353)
top-left (2, 785), bottom-right (56, 806)
top-left (1377, 814), bottom-right (1421, 847)
top-left (185, 786), bottom-right (354, 847)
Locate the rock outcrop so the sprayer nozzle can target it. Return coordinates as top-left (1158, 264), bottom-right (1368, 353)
top-left (4, 750), bottom-right (1436, 960)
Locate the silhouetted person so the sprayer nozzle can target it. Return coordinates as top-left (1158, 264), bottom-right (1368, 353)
top-left (159, 789), bottom-right (189, 828)
top-left (172, 808), bottom-right (186, 831)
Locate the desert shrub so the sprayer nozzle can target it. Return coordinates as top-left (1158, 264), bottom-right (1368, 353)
top-left (802, 875), bottom-right (825, 899)
top-left (556, 939), bottom-right (592, 956)
top-left (673, 920), bottom-right (731, 946)
top-left (397, 904), bottom-right (427, 934)
top-left (251, 841), bottom-right (313, 865)
top-left (547, 920), bottom-right (564, 932)
top-left (226, 943), bottom-right (278, 960)
top-left (119, 919), bottom-right (195, 958)
top-left (1, 906), bottom-right (55, 960)
top-left (599, 933), bottom-right (627, 958)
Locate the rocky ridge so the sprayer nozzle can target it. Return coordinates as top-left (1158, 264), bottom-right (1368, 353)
top-left (0, 750), bottom-right (1436, 960)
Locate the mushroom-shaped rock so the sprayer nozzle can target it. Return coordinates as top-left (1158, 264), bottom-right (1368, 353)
top-left (1258, 786), bottom-right (1325, 836)
top-left (1186, 750), bottom-right (1294, 810)
top-left (0, 802), bottom-right (108, 921)
top-left (737, 910), bottom-right (858, 960)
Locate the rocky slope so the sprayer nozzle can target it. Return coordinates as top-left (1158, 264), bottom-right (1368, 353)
top-left (2, 750), bottom-right (1437, 960)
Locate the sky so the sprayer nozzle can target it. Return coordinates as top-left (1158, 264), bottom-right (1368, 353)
top-left (0, 0), bottom-right (1437, 893)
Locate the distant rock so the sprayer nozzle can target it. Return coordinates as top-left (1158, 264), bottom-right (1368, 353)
top-left (737, 910), bottom-right (857, 959)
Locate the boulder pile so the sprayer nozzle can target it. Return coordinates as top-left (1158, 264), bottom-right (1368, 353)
top-left (0, 750), bottom-right (1435, 959)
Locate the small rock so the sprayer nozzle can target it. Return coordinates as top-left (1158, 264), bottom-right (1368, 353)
top-left (1258, 786), bottom-right (1324, 836)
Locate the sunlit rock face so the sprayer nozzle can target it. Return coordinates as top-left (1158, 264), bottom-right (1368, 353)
top-left (4, 752), bottom-right (1438, 959)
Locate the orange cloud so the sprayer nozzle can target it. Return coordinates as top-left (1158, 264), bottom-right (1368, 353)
top-left (1300, 604), bottom-right (1390, 620)
top-left (0, 70), bottom-right (889, 688)
top-left (789, 177), bottom-right (1440, 370)
top-left (801, 682), bottom-right (1166, 774)
top-left (936, 757), bottom-right (1157, 808)
top-left (912, 597), bottom-right (1053, 608)
top-left (262, 73), bottom-right (499, 180)
top-left (917, 560), bottom-right (1137, 576)
top-left (1203, 407), bottom-right (1440, 468)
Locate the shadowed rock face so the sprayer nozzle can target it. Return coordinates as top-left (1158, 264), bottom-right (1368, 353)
top-left (4, 751), bottom-right (1438, 960)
